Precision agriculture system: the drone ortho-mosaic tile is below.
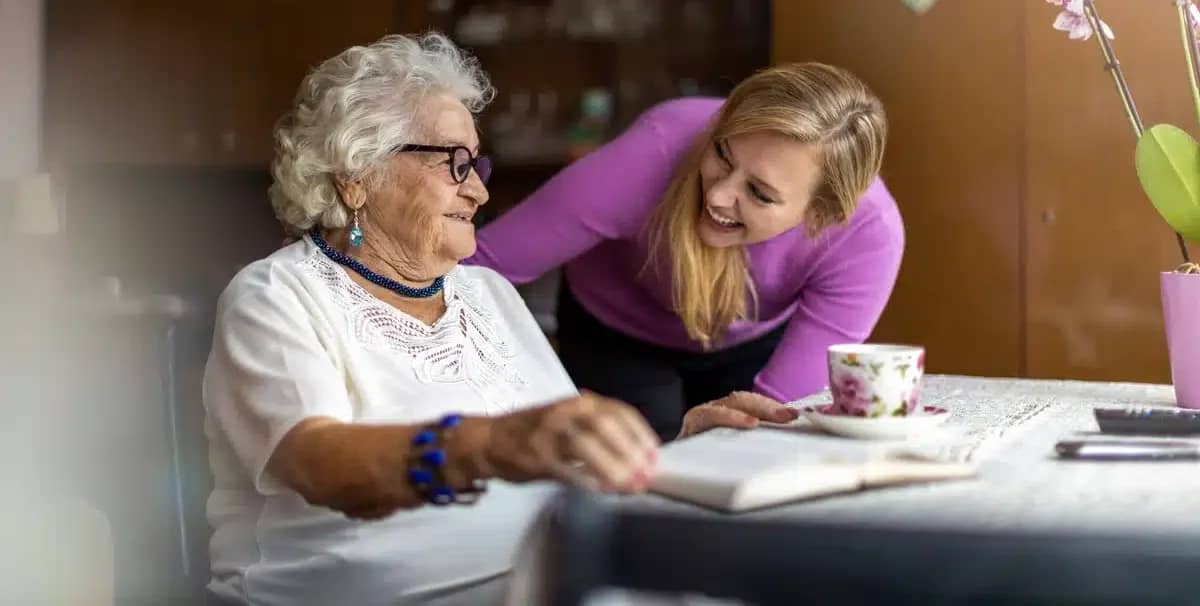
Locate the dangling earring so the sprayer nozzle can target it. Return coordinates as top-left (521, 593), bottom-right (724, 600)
top-left (349, 207), bottom-right (364, 247)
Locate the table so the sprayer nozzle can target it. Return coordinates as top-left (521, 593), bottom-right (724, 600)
top-left (540, 375), bottom-right (1200, 605)
top-left (632, 374), bottom-right (1200, 536)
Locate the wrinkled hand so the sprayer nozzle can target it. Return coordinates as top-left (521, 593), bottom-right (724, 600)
top-left (678, 391), bottom-right (800, 439)
top-left (485, 391), bottom-right (660, 493)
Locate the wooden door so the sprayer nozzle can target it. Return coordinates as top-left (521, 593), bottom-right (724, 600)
top-left (774, 0), bottom-right (1196, 383)
top-left (1024, 1), bottom-right (1192, 382)
top-left (773, 0), bottom-right (1027, 378)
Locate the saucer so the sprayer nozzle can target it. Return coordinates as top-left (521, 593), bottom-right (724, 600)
top-left (799, 404), bottom-right (950, 440)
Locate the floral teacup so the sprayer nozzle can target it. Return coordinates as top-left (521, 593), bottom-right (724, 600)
top-left (827, 344), bottom-right (925, 418)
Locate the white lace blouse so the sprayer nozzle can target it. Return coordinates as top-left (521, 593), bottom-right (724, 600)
top-left (202, 236), bottom-right (575, 606)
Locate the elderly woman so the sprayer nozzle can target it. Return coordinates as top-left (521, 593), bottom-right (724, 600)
top-left (202, 34), bottom-right (666, 606)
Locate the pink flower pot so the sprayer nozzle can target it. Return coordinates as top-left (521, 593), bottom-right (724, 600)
top-left (1161, 271), bottom-right (1200, 409)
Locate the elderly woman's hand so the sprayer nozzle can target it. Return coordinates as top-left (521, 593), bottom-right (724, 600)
top-left (268, 392), bottom-right (659, 521)
top-left (677, 391), bottom-right (800, 439)
top-left (483, 391), bottom-right (660, 493)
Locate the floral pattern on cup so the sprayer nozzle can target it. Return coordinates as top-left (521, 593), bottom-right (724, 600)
top-left (828, 344), bottom-right (925, 418)
top-left (830, 368), bottom-right (875, 416)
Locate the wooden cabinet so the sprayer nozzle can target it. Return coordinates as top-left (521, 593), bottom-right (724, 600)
top-left (774, 0), bottom-right (1189, 383)
top-left (44, 0), bottom-right (395, 168)
top-left (403, 1), bottom-right (769, 331)
top-left (220, 0), bottom-right (397, 165)
top-left (407, 0), bottom-right (770, 220)
top-left (45, 0), bottom-right (205, 166)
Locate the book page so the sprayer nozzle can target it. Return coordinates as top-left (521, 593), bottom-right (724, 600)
top-left (657, 427), bottom-right (888, 479)
top-left (651, 428), bottom-right (892, 510)
top-left (651, 427), bottom-right (974, 511)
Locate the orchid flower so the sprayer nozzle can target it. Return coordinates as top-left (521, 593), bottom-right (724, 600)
top-left (1047, 0), bottom-right (1114, 40)
top-left (1186, 1), bottom-right (1200, 40)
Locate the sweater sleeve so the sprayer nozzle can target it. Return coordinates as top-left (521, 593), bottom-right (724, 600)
top-left (753, 184), bottom-right (905, 402)
top-left (467, 99), bottom-right (715, 284)
top-left (203, 264), bottom-right (354, 494)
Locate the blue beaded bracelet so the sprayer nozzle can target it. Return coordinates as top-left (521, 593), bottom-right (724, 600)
top-left (407, 413), bottom-right (486, 506)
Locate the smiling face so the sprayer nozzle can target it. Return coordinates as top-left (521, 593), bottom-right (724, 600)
top-left (366, 93), bottom-right (490, 274)
top-left (646, 62), bottom-right (886, 348)
top-left (695, 131), bottom-right (824, 248)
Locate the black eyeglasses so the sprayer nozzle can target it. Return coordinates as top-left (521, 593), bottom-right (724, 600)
top-left (394, 144), bottom-right (492, 185)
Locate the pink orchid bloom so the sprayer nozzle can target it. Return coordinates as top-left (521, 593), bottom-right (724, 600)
top-left (1046, 0), bottom-right (1115, 40)
top-left (1187, 1), bottom-right (1200, 40)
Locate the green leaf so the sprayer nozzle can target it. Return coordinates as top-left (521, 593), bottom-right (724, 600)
top-left (902, 0), bottom-right (939, 14)
top-left (1135, 124), bottom-right (1200, 241)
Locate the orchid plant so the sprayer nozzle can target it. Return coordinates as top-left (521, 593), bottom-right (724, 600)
top-left (905, 0), bottom-right (1200, 273)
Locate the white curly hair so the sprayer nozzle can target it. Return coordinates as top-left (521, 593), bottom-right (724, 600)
top-left (269, 32), bottom-right (494, 235)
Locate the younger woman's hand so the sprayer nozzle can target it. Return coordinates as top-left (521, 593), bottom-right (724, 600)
top-left (678, 391), bottom-right (799, 439)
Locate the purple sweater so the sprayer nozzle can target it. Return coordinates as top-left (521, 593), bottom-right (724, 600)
top-left (468, 98), bottom-right (904, 401)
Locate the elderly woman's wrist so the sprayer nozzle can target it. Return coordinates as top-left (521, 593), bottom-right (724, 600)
top-left (447, 417), bottom-right (495, 482)
top-left (402, 415), bottom-right (491, 506)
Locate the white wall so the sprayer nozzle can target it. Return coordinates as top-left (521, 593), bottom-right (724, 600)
top-left (0, 0), bottom-right (42, 182)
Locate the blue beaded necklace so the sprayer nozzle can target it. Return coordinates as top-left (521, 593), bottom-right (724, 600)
top-left (309, 228), bottom-right (445, 299)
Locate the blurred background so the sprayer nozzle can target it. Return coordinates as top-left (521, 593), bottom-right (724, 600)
top-left (1, 0), bottom-right (1194, 603)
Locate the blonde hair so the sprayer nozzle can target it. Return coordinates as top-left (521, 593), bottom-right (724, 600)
top-left (647, 62), bottom-right (887, 348)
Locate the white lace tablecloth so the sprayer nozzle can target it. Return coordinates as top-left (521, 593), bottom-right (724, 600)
top-left (625, 375), bottom-right (1200, 538)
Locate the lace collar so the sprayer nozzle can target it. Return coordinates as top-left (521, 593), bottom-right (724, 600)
top-left (299, 247), bottom-right (528, 413)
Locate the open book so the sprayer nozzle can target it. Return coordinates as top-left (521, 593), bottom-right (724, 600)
top-left (650, 427), bottom-right (976, 512)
